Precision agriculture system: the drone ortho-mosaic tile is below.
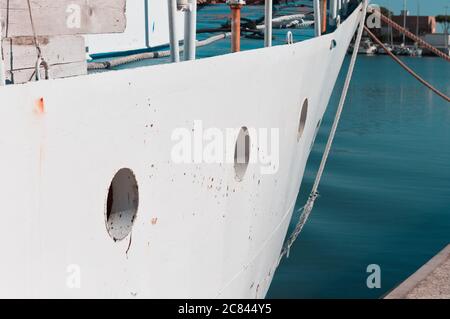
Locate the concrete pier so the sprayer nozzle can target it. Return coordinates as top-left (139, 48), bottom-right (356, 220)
top-left (385, 244), bottom-right (450, 299)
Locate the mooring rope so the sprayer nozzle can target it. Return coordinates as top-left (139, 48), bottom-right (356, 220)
top-left (364, 26), bottom-right (450, 103)
top-left (278, 0), bottom-right (369, 264)
top-left (88, 32), bottom-right (232, 70)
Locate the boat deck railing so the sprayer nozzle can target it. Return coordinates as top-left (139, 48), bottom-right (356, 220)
top-left (88, 1), bottom-right (358, 72)
top-left (0, 0), bottom-right (359, 85)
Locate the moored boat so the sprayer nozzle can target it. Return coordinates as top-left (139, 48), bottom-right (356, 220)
top-left (0, 0), bottom-right (365, 298)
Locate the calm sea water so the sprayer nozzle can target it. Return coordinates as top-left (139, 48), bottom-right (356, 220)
top-left (196, 4), bottom-right (450, 299)
top-left (268, 55), bottom-right (450, 299)
top-left (115, 3), bottom-right (450, 298)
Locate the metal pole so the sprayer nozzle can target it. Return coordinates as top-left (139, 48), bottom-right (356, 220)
top-left (144, 0), bottom-right (150, 47)
top-left (168, 0), bottom-right (180, 62)
top-left (388, 0), bottom-right (393, 46)
top-left (228, 0), bottom-right (245, 53)
top-left (0, 17), bottom-right (5, 86)
top-left (330, 0), bottom-right (338, 26)
top-left (184, 0), bottom-right (197, 60)
top-left (314, 0), bottom-right (322, 37)
top-left (264, 0), bottom-right (273, 47)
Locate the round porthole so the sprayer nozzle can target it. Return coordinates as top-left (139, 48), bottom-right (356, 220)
top-left (297, 98), bottom-right (308, 141)
top-left (105, 168), bottom-right (139, 241)
top-left (234, 127), bottom-right (251, 182)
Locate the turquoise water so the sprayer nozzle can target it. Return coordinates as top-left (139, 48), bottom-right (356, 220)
top-left (268, 55), bottom-right (450, 298)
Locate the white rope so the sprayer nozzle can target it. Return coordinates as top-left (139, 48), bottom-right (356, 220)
top-left (88, 32), bottom-right (232, 70)
top-left (278, 0), bottom-right (368, 263)
top-left (256, 14), bottom-right (315, 30)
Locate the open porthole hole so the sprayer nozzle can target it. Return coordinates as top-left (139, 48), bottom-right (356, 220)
top-left (234, 127), bottom-right (251, 182)
top-left (297, 98), bottom-right (308, 142)
top-left (106, 168), bottom-right (139, 242)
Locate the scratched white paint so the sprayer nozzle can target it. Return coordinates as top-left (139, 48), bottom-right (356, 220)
top-left (0, 6), bottom-right (362, 298)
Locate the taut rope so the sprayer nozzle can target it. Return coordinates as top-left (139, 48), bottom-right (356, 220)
top-left (278, 0), bottom-right (369, 263)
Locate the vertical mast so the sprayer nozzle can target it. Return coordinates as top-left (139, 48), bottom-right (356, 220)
top-left (314, 0), bottom-right (322, 37)
top-left (403, 0), bottom-right (407, 45)
top-left (330, 0), bottom-right (338, 26)
top-left (416, 1), bottom-right (419, 38)
top-left (445, 6), bottom-right (449, 52)
top-left (388, 0), bottom-right (393, 45)
top-left (264, 0), bottom-right (273, 47)
top-left (144, 0), bottom-right (150, 47)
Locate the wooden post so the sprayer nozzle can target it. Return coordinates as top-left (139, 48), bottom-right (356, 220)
top-left (228, 0), bottom-right (245, 53)
top-left (264, 0), bottom-right (273, 47)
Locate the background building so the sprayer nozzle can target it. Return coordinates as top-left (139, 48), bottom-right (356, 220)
top-left (377, 11), bottom-right (437, 44)
top-left (421, 33), bottom-right (450, 55)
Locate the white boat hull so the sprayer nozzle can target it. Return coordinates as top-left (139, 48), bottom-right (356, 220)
top-left (0, 5), bottom-right (362, 298)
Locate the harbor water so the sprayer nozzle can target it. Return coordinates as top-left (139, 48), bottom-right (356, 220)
top-left (268, 54), bottom-right (450, 299)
